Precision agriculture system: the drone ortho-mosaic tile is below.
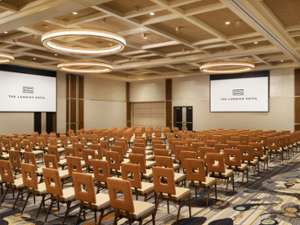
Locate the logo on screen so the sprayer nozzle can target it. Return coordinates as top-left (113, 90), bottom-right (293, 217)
top-left (232, 89), bottom-right (244, 96)
top-left (22, 86), bottom-right (34, 94)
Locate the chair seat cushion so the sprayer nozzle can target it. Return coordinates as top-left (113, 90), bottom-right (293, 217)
top-left (94, 193), bottom-right (110, 209)
top-left (59, 169), bottom-right (70, 179)
top-left (37, 183), bottom-right (47, 194)
top-left (133, 201), bottom-right (155, 219)
top-left (143, 169), bottom-right (153, 179)
top-left (13, 177), bottom-right (24, 188)
top-left (138, 182), bottom-right (154, 194)
top-left (238, 163), bottom-right (248, 170)
top-left (62, 187), bottom-right (75, 201)
top-left (166, 187), bottom-right (190, 200)
top-left (174, 172), bottom-right (186, 183)
top-left (146, 161), bottom-right (155, 169)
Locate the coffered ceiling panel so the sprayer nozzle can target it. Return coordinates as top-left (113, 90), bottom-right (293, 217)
top-left (0, 0), bottom-right (297, 81)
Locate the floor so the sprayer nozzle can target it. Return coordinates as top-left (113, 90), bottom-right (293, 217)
top-left (1, 153), bottom-right (300, 225)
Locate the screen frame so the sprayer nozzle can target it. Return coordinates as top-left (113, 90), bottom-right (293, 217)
top-left (0, 64), bottom-right (57, 113)
top-left (209, 71), bottom-right (270, 113)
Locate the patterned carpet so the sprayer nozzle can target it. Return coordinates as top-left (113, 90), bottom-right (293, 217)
top-left (1, 154), bottom-right (300, 225)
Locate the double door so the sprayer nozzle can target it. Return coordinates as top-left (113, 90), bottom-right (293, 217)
top-left (173, 106), bottom-right (193, 131)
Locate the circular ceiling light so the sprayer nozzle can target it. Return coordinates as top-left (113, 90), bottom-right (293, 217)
top-left (200, 61), bottom-right (255, 74)
top-left (41, 29), bottom-right (126, 55)
top-left (57, 62), bottom-right (113, 74)
top-left (0, 53), bottom-right (14, 63)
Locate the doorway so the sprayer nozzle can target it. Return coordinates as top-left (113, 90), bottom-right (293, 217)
top-left (173, 106), bottom-right (193, 131)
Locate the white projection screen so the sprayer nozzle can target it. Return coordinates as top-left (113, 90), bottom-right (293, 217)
top-left (0, 70), bottom-right (56, 112)
top-left (210, 72), bottom-right (269, 112)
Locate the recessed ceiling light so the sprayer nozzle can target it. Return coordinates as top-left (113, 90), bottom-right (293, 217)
top-left (72, 11), bottom-right (78, 15)
top-left (3, 31), bottom-right (8, 34)
top-left (254, 41), bottom-right (258, 45)
top-left (33, 57), bottom-right (36, 61)
top-left (54, 53), bottom-right (58, 56)
top-left (149, 12), bottom-right (155, 16)
top-left (175, 26), bottom-right (182, 33)
top-left (280, 59), bottom-right (284, 63)
top-left (225, 21), bottom-right (231, 26)
top-left (142, 33), bottom-right (148, 40)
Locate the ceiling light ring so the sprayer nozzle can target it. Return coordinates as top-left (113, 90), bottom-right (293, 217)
top-left (0, 53), bottom-right (14, 64)
top-left (200, 62), bottom-right (255, 74)
top-left (42, 29), bottom-right (126, 55)
top-left (57, 62), bottom-right (113, 74)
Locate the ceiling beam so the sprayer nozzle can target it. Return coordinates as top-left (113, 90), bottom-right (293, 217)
top-left (0, 0), bottom-right (112, 33)
top-left (221, 0), bottom-right (300, 63)
top-left (114, 46), bottom-right (280, 71)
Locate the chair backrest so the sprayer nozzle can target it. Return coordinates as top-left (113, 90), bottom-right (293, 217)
top-left (106, 151), bottom-right (121, 172)
top-left (238, 144), bottom-right (254, 162)
top-left (107, 177), bottom-right (134, 213)
top-left (21, 163), bottom-right (38, 190)
top-left (65, 146), bottom-right (75, 157)
top-left (182, 158), bottom-right (205, 182)
top-left (180, 150), bottom-right (197, 162)
top-left (224, 148), bottom-right (241, 167)
top-left (0, 160), bottom-right (14, 184)
top-left (128, 153), bottom-right (146, 173)
top-left (90, 144), bottom-right (103, 159)
top-left (121, 163), bottom-right (141, 189)
top-left (111, 145), bottom-right (124, 161)
top-left (206, 153), bottom-right (225, 173)
top-left (131, 146), bottom-right (145, 156)
top-left (66, 156), bottom-right (82, 176)
top-left (44, 154), bottom-right (59, 169)
top-left (48, 145), bottom-right (59, 161)
top-left (9, 150), bottom-right (21, 171)
top-left (153, 149), bottom-right (170, 156)
top-left (43, 168), bottom-right (63, 197)
top-left (23, 152), bottom-right (37, 166)
top-left (152, 166), bottom-right (176, 195)
top-left (90, 159), bottom-right (110, 184)
top-left (73, 172), bottom-right (96, 204)
top-left (198, 147), bottom-right (215, 159)
top-left (82, 149), bottom-right (96, 166)
top-left (154, 156), bottom-right (173, 168)
top-left (74, 143), bottom-right (84, 157)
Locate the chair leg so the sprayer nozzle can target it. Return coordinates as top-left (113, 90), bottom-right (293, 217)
top-left (76, 205), bottom-right (83, 225)
top-left (45, 197), bottom-right (54, 222)
top-left (21, 191), bottom-right (31, 214)
top-left (0, 186), bottom-right (9, 206)
top-left (188, 197), bottom-right (192, 218)
top-left (152, 212), bottom-right (156, 225)
top-left (214, 183), bottom-right (217, 201)
top-left (98, 209), bottom-right (104, 225)
top-left (167, 199), bottom-right (170, 214)
top-left (176, 201), bottom-right (182, 222)
top-left (13, 188), bottom-right (21, 209)
top-left (62, 201), bottom-right (71, 225)
top-left (232, 175), bottom-right (235, 193)
top-left (36, 194), bottom-right (45, 219)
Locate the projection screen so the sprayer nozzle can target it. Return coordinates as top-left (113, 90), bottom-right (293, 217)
top-left (210, 72), bottom-right (269, 112)
top-left (0, 70), bottom-right (56, 112)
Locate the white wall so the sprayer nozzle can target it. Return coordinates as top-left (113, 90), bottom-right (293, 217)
top-left (84, 77), bottom-right (126, 129)
top-left (0, 113), bottom-right (34, 134)
top-left (130, 80), bottom-right (165, 102)
top-left (173, 68), bottom-right (295, 131)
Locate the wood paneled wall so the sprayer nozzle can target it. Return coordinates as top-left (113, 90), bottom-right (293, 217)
top-left (126, 82), bottom-right (131, 127)
top-left (295, 69), bottom-right (300, 130)
top-left (166, 79), bottom-right (172, 128)
top-left (66, 74), bottom-right (84, 132)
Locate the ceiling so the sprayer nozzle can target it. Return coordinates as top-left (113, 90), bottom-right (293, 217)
top-left (0, 0), bottom-right (299, 81)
